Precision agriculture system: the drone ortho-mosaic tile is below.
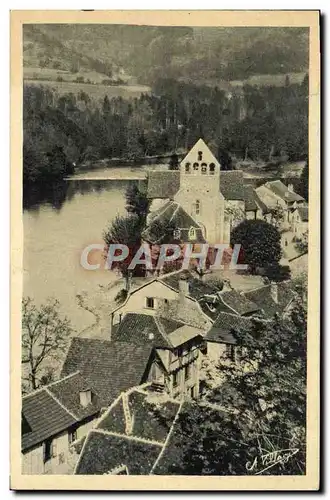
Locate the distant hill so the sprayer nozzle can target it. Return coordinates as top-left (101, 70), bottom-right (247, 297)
top-left (23, 25), bottom-right (309, 87)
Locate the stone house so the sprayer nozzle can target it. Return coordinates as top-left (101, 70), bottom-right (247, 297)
top-left (21, 372), bottom-right (102, 475)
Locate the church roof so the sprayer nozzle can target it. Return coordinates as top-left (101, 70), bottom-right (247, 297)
top-left (147, 169), bottom-right (245, 201)
top-left (142, 201), bottom-right (206, 244)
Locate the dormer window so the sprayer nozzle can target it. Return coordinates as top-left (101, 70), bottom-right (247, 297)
top-left (201, 163), bottom-right (207, 174)
top-left (188, 227), bottom-right (197, 240)
top-left (193, 162), bottom-right (199, 172)
top-left (185, 162), bottom-right (191, 174)
top-left (192, 200), bottom-right (200, 216)
top-left (209, 163), bottom-right (215, 175)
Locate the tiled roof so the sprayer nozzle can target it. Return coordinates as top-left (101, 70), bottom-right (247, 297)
top-left (112, 313), bottom-right (180, 348)
top-left (219, 170), bottom-right (245, 201)
top-left (99, 390), bottom-right (180, 443)
top-left (219, 290), bottom-right (260, 316)
top-left (47, 372), bottom-right (103, 421)
top-left (147, 170), bottom-right (180, 199)
top-left (61, 338), bottom-right (153, 405)
top-left (297, 206), bottom-right (308, 222)
top-left (205, 312), bottom-right (252, 344)
top-left (147, 169), bottom-right (245, 201)
top-left (159, 270), bottom-right (222, 300)
top-left (243, 283), bottom-right (294, 318)
top-left (143, 201), bottom-right (205, 244)
top-left (22, 388), bottom-right (76, 451)
top-left (167, 325), bottom-right (204, 348)
top-left (75, 388), bottom-right (227, 475)
top-left (75, 430), bottom-right (162, 475)
top-left (244, 185), bottom-right (258, 211)
top-left (265, 180), bottom-right (305, 203)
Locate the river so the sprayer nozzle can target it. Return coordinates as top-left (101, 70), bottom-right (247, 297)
top-left (23, 169), bottom-right (150, 333)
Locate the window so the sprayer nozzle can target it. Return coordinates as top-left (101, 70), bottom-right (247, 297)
top-left (209, 163), bottom-right (215, 175)
top-left (201, 163), bottom-right (207, 174)
top-left (198, 151), bottom-right (203, 161)
top-left (188, 227), bottom-right (196, 240)
top-left (68, 429), bottom-right (78, 445)
top-left (185, 162), bottom-right (191, 173)
top-left (43, 439), bottom-right (55, 463)
top-left (190, 386), bottom-right (195, 399)
top-left (145, 297), bottom-right (154, 309)
top-left (193, 162), bottom-right (199, 172)
top-left (184, 364), bottom-right (191, 380)
top-left (173, 371), bottom-right (179, 388)
top-left (195, 199), bottom-right (200, 215)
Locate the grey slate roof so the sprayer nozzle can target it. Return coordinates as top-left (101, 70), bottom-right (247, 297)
top-left (147, 170), bottom-right (180, 199)
top-left (219, 170), bottom-right (245, 201)
top-left (143, 201), bottom-right (205, 244)
top-left (75, 430), bottom-right (162, 475)
top-left (244, 185), bottom-right (258, 211)
top-left (243, 283), bottom-right (294, 318)
top-left (205, 312), bottom-right (252, 344)
top-left (22, 388), bottom-right (77, 451)
top-left (219, 290), bottom-right (260, 316)
top-left (112, 312), bottom-right (181, 348)
top-left (147, 170), bottom-right (245, 201)
top-left (265, 180), bottom-right (305, 203)
top-left (159, 270), bottom-right (222, 300)
top-left (61, 338), bottom-right (153, 405)
top-left (47, 372), bottom-right (103, 421)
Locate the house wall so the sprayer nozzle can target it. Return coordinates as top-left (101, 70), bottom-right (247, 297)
top-left (206, 341), bottom-right (227, 364)
top-left (22, 415), bottom-right (99, 475)
top-left (112, 281), bottom-right (179, 325)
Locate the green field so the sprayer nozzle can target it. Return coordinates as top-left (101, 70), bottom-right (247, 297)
top-left (24, 79), bottom-right (151, 101)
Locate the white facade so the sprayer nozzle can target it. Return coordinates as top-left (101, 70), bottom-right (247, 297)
top-left (174, 139), bottom-right (225, 244)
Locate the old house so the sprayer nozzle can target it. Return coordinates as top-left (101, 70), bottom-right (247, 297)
top-left (290, 205), bottom-right (308, 240)
top-left (112, 312), bottom-right (204, 400)
top-left (255, 180), bottom-right (305, 223)
top-left (21, 372), bottom-right (103, 474)
top-left (110, 270), bottom-right (218, 332)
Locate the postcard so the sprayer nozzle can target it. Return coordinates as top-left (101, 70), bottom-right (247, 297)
top-left (11, 10), bottom-right (320, 490)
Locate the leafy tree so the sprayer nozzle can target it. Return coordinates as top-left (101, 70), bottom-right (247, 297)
top-left (103, 214), bottom-right (144, 290)
top-left (125, 183), bottom-right (150, 222)
top-left (295, 232), bottom-right (308, 254)
top-left (22, 297), bottom-right (72, 393)
top-left (268, 204), bottom-right (285, 229)
top-left (168, 153), bottom-right (179, 170)
top-left (218, 147), bottom-right (233, 171)
top-left (230, 219), bottom-right (282, 273)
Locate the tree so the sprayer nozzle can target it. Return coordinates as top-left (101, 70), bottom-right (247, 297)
top-left (168, 153), bottom-right (179, 170)
top-left (103, 214), bottom-right (144, 290)
top-left (206, 288), bottom-right (307, 475)
top-left (125, 183), bottom-right (150, 222)
top-left (218, 147), bottom-right (233, 170)
top-left (230, 219), bottom-right (282, 273)
top-left (22, 298), bottom-right (73, 393)
top-left (295, 231), bottom-right (308, 254)
top-left (298, 161), bottom-right (309, 202)
top-left (268, 204), bottom-right (285, 229)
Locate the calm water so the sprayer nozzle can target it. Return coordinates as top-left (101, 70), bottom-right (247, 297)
top-left (23, 177), bottom-right (144, 332)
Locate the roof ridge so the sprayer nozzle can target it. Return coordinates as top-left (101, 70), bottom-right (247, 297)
top-left (150, 400), bottom-right (184, 474)
top-left (22, 386), bottom-right (46, 400)
top-left (92, 428), bottom-right (164, 447)
top-left (46, 370), bottom-right (81, 388)
top-left (154, 316), bottom-right (173, 347)
top-left (44, 387), bottom-right (79, 421)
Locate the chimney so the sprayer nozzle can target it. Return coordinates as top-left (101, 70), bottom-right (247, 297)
top-left (79, 389), bottom-right (92, 407)
top-left (179, 276), bottom-right (190, 301)
top-left (270, 282), bottom-right (278, 304)
top-left (287, 183), bottom-right (294, 193)
top-left (222, 279), bottom-right (233, 292)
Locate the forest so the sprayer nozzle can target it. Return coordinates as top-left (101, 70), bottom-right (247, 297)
top-left (23, 74), bottom-right (308, 193)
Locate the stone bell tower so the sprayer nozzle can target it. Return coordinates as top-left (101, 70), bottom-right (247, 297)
top-left (174, 138), bottom-right (225, 243)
